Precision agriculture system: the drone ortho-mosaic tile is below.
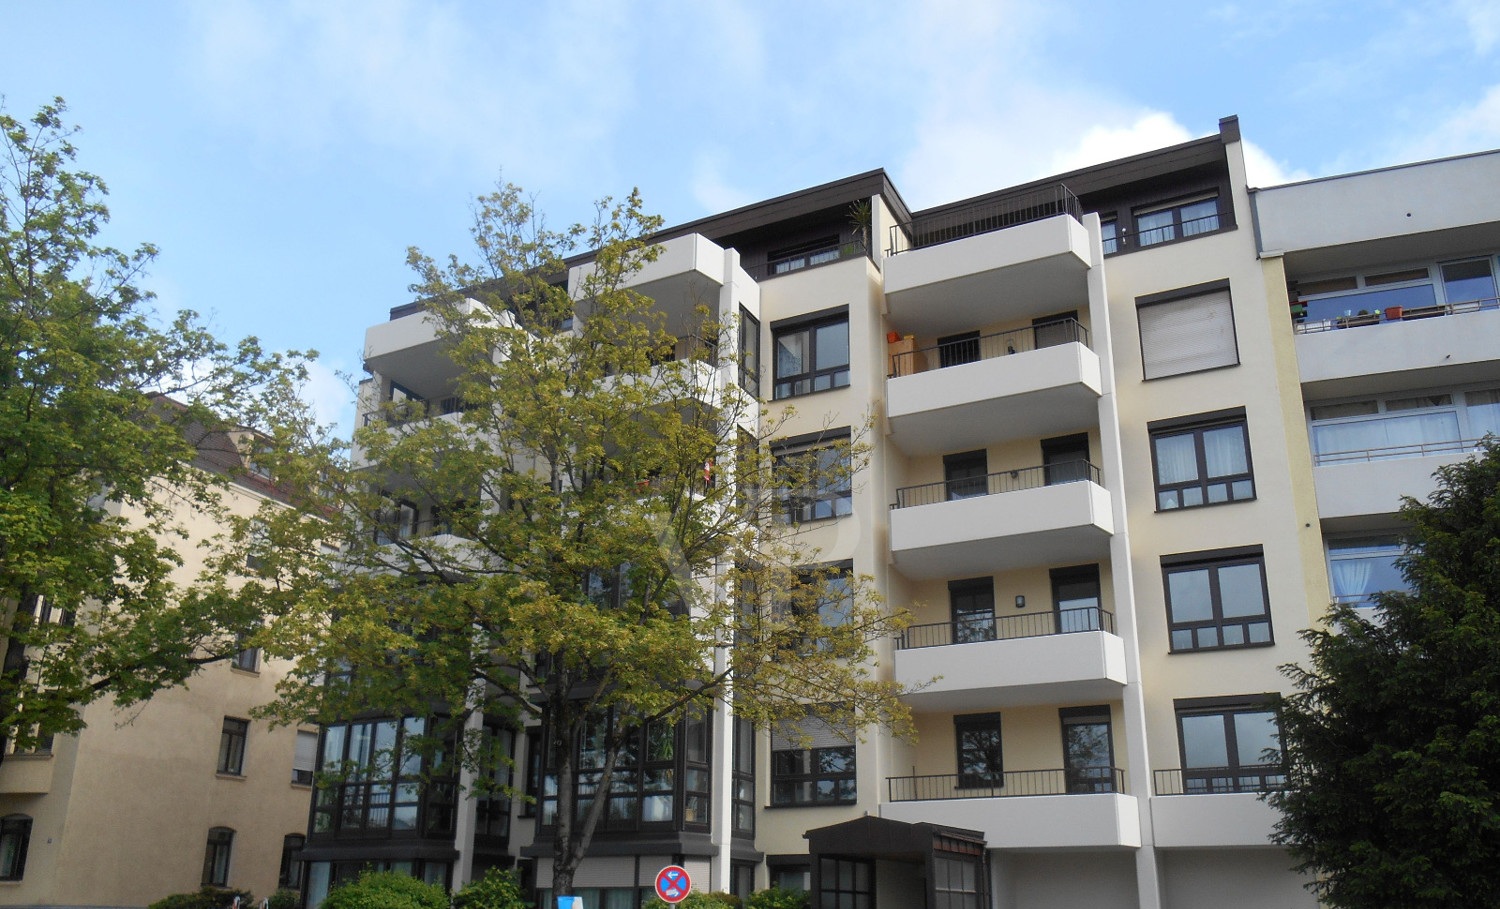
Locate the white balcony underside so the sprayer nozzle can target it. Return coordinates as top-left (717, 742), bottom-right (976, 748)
top-left (574, 234), bottom-right (727, 333)
top-left (882, 793), bottom-right (1140, 850)
top-left (884, 215), bottom-right (1092, 336)
top-left (887, 342), bottom-right (1102, 455)
top-left (1313, 451), bottom-right (1472, 529)
top-left (1151, 793), bottom-right (1281, 848)
top-left (889, 481), bottom-right (1114, 579)
top-left (895, 631), bottom-right (1127, 711)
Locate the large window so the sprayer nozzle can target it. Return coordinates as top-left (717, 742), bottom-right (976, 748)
top-left (1138, 285), bottom-right (1238, 380)
top-left (772, 313), bottom-right (850, 399)
top-left (771, 715), bottom-right (855, 806)
top-left (949, 577), bottom-right (996, 643)
top-left (538, 711), bottom-right (708, 832)
top-left (732, 717), bottom-right (755, 836)
top-left (1327, 535), bottom-right (1409, 608)
top-left (0, 815), bottom-right (30, 881)
top-left (202, 827), bottom-right (234, 886)
top-left (817, 858), bottom-right (874, 909)
top-left (954, 713), bottom-right (1003, 788)
top-left (1052, 564), bottom-right (1102, 633)
top-left (739, 306), bottom-right (761, 398)
top-left (772, 433), bottom-right (852, 523)
top-left (219, 717), bottom-right (248, 776)
top-left (1163, 549), bottom-right (1272, 652)
top-left (1175, 697), bottom-right (1283, 793)
top-left (1061, 707), bottom-right (1115, 793)
top-left (278, 834), bottom-right (305, 890)
top-left (1297, 255), bottom-right (1497, 323)
top-left (1151, 413), bottom-right (1254, 510)
top-left (1309, 387), bottom-right (1500, 464)
top-left (1135, 193), bottom-right (1220, 246)
top-left (312, 718), bottom-right (454, 837)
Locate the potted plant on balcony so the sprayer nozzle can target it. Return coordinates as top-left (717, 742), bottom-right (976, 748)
top-left (1384, 305), bottom-right (1403, 321)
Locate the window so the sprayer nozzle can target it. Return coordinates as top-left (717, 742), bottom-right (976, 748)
top-left (1163, 549), bottom-right (1272, 652)
top-left (771, 715), bottom-right (855, 806)
top-left (1061, 707), bottom-right (1115, 793)
top-left (943, 450), bottom-right (988, 500)
top-left (313, 718), bottom-right (453, 836)
top-left (219, 717), bottom-right (248, 775)
top-left (1441, 257), bottom-right (1497, 304)
top-left (1297, 256), bottom-right (1497, 324)
top-left (732, 717), bottom-right (755, 835)
top-left (949, 577), bottom-right (996, 644)
top-left (1041, 433), bottom-right (1091, 485)
top-left (1307, 387), bottom-right (1500, 464)
top-left (1138, 285), bottom-right (1238, 379)
top-left (772, 433), bottom-right (852, 523)
top-left (937, 330), bottom-right (980, 368)
top-left (474, 725), bottom-right (514, 840)
top-left (202, 827), bottom-right (234, 886)
top-left (1151, 414), bottom-right (1254, 509)
top-left (1100, 218), bottom-right (1118, 254)
top-left (1327, 536), bottom-right (1408, 608)
top-left (772, 312), bottom-right (849, 399)
top-left (1175, 697), bottom-right (1283, 793)
top-left (818, 858), bottom-right (874, 909)
top-left (538, 712), bottom-right (696, 831)
top-left (1052, 564), bottom-right (1102, 633)
top-left (0, 815), bottom-right (30, 881)
top-left (954, 713), bottom-right (1003, 788)
top-left (768, 236), bottom-right (841, 275)
top-left (739, 306), bottom-right (761, 398)
top-left (1135, 193), bottom-right (1220, 246)
top-left (293, 730), bottom-right (317, 785)
top-left (374, 497), bottom-right (419, 543)
top-left (231, 640), bottom-right (260, 672)
top-left (278, 834), bottom-right (305, 890)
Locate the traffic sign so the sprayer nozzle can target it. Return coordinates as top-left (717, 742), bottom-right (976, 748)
top-left (654, 865), bottom-right (692, 904)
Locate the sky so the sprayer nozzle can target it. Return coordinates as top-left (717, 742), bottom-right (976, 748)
top-left (4, 0), bottom-right (1499, 433)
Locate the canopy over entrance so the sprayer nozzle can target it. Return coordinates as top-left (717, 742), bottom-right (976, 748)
top-left (804, 815), bottom-right (988, 909)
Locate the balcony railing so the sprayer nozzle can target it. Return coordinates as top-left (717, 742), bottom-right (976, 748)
top-left (1153, 766), bottom-right (1285, 795)
top-left (897, 605), bottom-right (1115, 650)
top-left (1292, 294), bottom-right (1499, 334)
top-left (361, 395), bottom-right (476, 428)
top-left (888, 767), bottom-right (1125, 801)
top-left (743, 238), bottom-right (873, 281)
top-left (889, 320), bottom-right (1091, 377)
top-left (888, 184), bottom-right (1081, 256)
top-left (893, 460), bottom-right (1101, 509)
top-left (1312, 437), bottom-right (1488, 466)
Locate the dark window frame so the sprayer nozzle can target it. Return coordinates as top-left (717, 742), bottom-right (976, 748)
top-left (949, 577), bottom-right (996, 643)
top-left (278, 833), bottom-right (305, 889)
top-left (772, 432), bottom-right (853, 524)
top-left (770, 716), bottom-right (856, 808)
top-left (1051, 564), bottom-right (1102, 633)
top-left (219, 717), bottom-right (249, 776)
top-left (739, 306), bottom-right (761, 399)
top-left (0, 814), bottom-right (31, 881)
top-left (1133, 192), bottom-right (1223, 248)
top-left (203, 826), bottom-right (235, 886)
top-left (771, 311), bottom-right (850, 400)
top-left (1174, 695), bottom-right (1284, 793)
top-left (1162, 549), bottom-right (1273, 653)
top-left (954, 712), bottom-right (1004, 789)
top-left (1150, 413), bottom-right (1256, 511)
top-left (1060, 706), bottom-right (1115, 793)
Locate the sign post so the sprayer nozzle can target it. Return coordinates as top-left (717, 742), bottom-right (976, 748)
top-left (654, 865), bottom-right (692, 904)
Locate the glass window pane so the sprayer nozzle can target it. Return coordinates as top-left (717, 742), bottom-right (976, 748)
top-left (1167, 568), bottom-right (1213, 622)
top-left (1234, 711), bottom-right (1279, 765)
top-left (1154, 433), bottom-right (1199, 484)
top-left (1218, 563), bottom-right (1267, 618)
top-left (1441, 259), bottom-right (1496, 304)
top-left (814, 322), bottom-right (850, 370)
top-left (1180, 715), bottom-right (1229, 767)
top-left (775, 330), bottom-right (807, 379)
top-left (1202, 425), bottom-right (1248, 477)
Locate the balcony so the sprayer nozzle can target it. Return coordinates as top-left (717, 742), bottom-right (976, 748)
top-left (364, 299), bottom-right (482, 399)
top-left (1294, 298), bottom-right (1500, 396)
top-left (894, 608), bottom-right (1126, 710)
top-left (884, 186), bottom-right (1091, 337)
top-left (886, 323), bottom-right (1101, 456)
top-left (1312, 440), bottom-right (1486, 525)
top-left (585, 233), bottom-right (729, 332)
top-left (882, 769), bottom-right (1139, 849)
top-left (889, 465), bottom-right (1113, 579)
top-left (1151, 768), bottom-right (1284, 848)
top-left (0, 753), bottom-right (54, 794)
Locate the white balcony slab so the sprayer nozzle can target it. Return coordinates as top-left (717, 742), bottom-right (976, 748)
top-left (887, 342), bottom-right (1102, 455)
top-left (1151, 793), bottom-right (1280, 848)
top-left (572, 233), bottom-right (727, 333)
top-left (1314, 451), bottom-right (1474, 526)
top-left (1296, 307), bottom-right (1500, 399)
top-left (883, 793), bottom-right (1140, 850)
top-left (0, 755), bottom-right (54, 794)
top-left (363, 300), bottom-right (485, 398)
top-left (890, 481), bottom-right (1113, 579)
top-left (884, 215), bottom-right (1092, 337)
top-left (895, 631), bottom-right (1127, 711)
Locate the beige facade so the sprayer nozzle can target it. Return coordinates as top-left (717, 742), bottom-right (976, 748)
top-left (0, 456), bottom-right (315, 908)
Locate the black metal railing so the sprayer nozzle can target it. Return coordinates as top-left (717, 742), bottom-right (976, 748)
top-left (897, 606), bottom-right (1115, 650)
top-left (888, 184), bottom-right (1081, 256)
top-left (361, 395), bottom-right (476, 428)
top-left (887, 767), bottom-right (1125, 801)
top-left (893, 460), bottom-right (1101, 509)
top-left (1153, 767), bottom-right (1285, 795)
top-left (1292, 294), bottom-right (1500, 334)
top-left (743, 238), bottom-right (873, 281)
top-left (1312, 436), bottom-right (1488, 466)
top-left (890, 320), bottom-right (1091, 377)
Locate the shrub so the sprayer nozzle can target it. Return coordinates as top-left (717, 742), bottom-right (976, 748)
top-left (744, 887), bottom-right (810, 909)
top-left (321, 871), bottom-right (449, 909)
top-left (642, 892), bottom-right (740, 909)
top-left (452, 868), bottom-right (532, 909)
top-left (267, 890), bottom-right (301, 909)
top-left (148, 887), bottom-right (255, 909)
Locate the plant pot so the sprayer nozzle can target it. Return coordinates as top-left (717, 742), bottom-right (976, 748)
top-left (1384, 306), bottom-right (1403, 321)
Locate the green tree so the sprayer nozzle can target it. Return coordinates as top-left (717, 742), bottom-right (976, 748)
top-left (257, 184), bottom-right (911, 897)
top-left (0, 98), bottom-right (321, 753)
top-left (1272, 440), bottom-right (1500, 908)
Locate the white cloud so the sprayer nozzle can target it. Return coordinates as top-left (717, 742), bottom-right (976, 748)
top-left (1456, 0), bottom-right (1500, 53)
top-left (690, 153), bottom-right (755, 215)
top-left (1394, 83), bottom-right (1500, 163)
top-left (1242, 140), bottom-right (1313, 187)
top-left (300, 357), bottom-right (358, 439)
top-left (1048, 113), bottom-right (1195, 176)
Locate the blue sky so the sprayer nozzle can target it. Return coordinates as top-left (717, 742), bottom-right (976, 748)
top-left (4, 0), bottom-right (1498, 431)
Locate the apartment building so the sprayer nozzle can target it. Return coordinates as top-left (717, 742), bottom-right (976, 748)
top-left (0, 427), bottom-right (318, 907)
top-left (336, 120), bottom-right (1500, 909)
